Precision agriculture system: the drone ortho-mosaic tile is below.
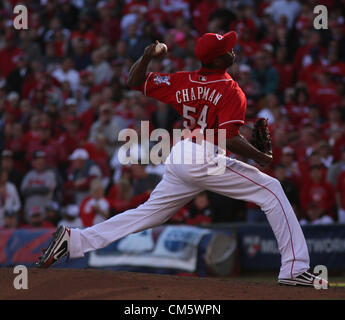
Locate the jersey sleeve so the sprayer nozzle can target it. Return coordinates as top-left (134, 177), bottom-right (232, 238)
top-left (134, 72), bottom-right (178, 105)
top-left (217, 86), bottom-right (247, 138)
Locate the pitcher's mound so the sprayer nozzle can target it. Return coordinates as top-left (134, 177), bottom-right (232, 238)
top-left (1, 268), bottom-right (344, 300)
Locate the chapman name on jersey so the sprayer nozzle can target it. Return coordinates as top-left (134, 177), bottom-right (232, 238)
top-left (136, 71), bottom-right (247, 135)
top-left (175, 87), bottom-right (222, 106)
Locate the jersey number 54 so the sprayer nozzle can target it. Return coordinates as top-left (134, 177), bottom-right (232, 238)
top-left (183, 104), bottom-right (208, 130)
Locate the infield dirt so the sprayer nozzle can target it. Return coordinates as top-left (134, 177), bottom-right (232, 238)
top-left (0, 268), bottom-right (344, 300)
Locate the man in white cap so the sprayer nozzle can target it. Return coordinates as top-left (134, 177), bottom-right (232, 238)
top-left (64, 149), bottom-right (102, 205)
top-left (21, 151), bottom-right (57, 222)
top-left (58, 205), bottom-right (83, 229)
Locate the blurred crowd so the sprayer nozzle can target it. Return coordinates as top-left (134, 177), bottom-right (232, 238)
top-left (0, 0), bottom-right (345, 230)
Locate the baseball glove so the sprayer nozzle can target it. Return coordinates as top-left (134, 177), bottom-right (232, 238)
top-left (251, 118), bottom-right (272, 155)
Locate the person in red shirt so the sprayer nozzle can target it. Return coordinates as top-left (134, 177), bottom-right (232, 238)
top-left (237, 26), bottom-right (260, 59)
top-left (0, 32), bottom-right (23, 78)
top-left (146, 0), bottom-right (170, 27)
top-left (94, 2), bottom-right (121, 45)
top-left (285, 87), bottom-right (310, 128)
top-left (57, 115), bottom-right (88, 160)
top-left (79, 178), bottom-right (110, 227)
top-left (82, 133), bottom-right (111, 180)
top-left (70, 15), bottom-right (99, 53)
top-left (298, 48), bottom-right (325, 88)
top-left (21, 206), bottom-right (54, 229)
top-left (39, 32), bottom-right (321, 288)
top-left (324, 49), bottom-right (345, 78)
top-left (192, 0), bottom-right (218, 35)
top-left (107, 178), bottom-right (150, 215)
top-left (229, 4), bottom-right (257, 40)
top-left (79, 92), bottom-right (102, 134)
top-left (309, 70), bottom-right (342, 118)
top-left (184, 192), bottom-right (213, 225)
top-left (272, 46), bottom-right (294, 92)
top-left (321, 108), bottom-right (344, 142)
top-left (25, 120), bottom-right (66, 169)
top-left (293, 30), bottom-right (326, 72)
top-left (300, 164), bottom-right (335, 219)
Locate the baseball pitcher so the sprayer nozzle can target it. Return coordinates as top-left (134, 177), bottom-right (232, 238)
top-left (38, 32), bottom-right (327, 287)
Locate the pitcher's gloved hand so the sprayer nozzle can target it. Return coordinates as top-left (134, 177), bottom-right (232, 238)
top-left (251, 118), bottom-right (273, 166)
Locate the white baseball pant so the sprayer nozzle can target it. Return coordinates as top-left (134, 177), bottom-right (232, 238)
top-left (69, 140), bottom-right (310, 279)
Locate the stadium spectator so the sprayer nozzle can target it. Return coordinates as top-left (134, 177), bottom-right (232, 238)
top-left (0, 167), bottom-right (21, 227)
top-left (107, 178), bottom-right (150, 215)
top-left (273, 46), bottom-right (294, 92)
top-left (87, 48), bottom-right (113, 85)
top-left (150, 101), bottom-right (180, 132)
top-left (131, 163), bottom-right (161, 197)
top-left (250, 50), bottom-right (279, 96)
top-left (299, 202), bottom-right (334, 226)
top-left (41, 41), bottom-right (62, 72)
top-left (124, 23), bottom-right (152, 61)
top-left (0, 31), bottom-right (23, 78)
top-left (70, 14), bottom-right (99, 53)
top-left (265, 0), bottom-right (301, 30)
top-left (64, 148), bottom-right (102, 205)
top-left (83, 133), bottom-right (111, 187)
top-left (23, 206), bottom-right (55, 229)
top-left (317, 141), bottom-right (334, 169)
top-left (192, 0), bottom-right (217, 35)
top-left (5, 53), bottom-right (32, 95)
top-left (300, 164), bottom-right (335, 221)
top-left (285, 87), bottom-right (311, 128)
top-left (45, 200), bottom-right (61, 227)
top-left (58, 114), bottom-right (88, 159)
top-left (71, 38), bottom-right (92, 71)
top-left (80, 178), bottom-right (110, 227)
top-left (79, 92), bottom-right (102, 134)
top-left (274, 164), bottom-right (300, 214)
top-left (1, 149), bottom-right (22, 190)
top-left (173, 191), bottom-right (213, 225)
top-left (94, 1), bottom-right (121, 45)
top-left (21, 151), bottom-right (58, 221)
top-left (58, 204), bottom-right (83, 228)
top-left (280, 146), bottom-right (301, 185)
top-left (25, 120), bottom-right (66, 168)
top-left (52, 56), bottom-right (80, 92)
top-left (328, 147), bottom-right (345, 187)
top-left (1, 209), bottom-right (18, 229)
top-left (89, 103), bottom-right (122, 156)
top-left (257, 93), bottom-right (280, 125)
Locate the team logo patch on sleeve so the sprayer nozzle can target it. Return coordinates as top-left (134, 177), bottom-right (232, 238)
top-left (153, 74), bottom-right (171, 86)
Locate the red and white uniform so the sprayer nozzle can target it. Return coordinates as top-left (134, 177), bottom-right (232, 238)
top-left (69, 67), bottom-right (309, 280)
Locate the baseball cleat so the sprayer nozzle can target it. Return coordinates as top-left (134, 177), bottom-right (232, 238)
top-left (278, 270), bottom-right (328, 288)
top-left (36, 225), bottom-right (70, 268)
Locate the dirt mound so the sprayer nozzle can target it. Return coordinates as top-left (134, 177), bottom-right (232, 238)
top-left (0, 268), bottom-right (344, 300)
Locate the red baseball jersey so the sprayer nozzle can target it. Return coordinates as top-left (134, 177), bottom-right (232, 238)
top-left (135, 69), bottom-right (247, 139)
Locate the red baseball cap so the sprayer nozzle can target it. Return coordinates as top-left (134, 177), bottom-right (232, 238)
top-left (195, 31), bottom-right (237, 64)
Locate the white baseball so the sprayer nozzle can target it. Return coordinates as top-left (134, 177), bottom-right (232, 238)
top-left (155, 43), bottom-right (168, 55)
